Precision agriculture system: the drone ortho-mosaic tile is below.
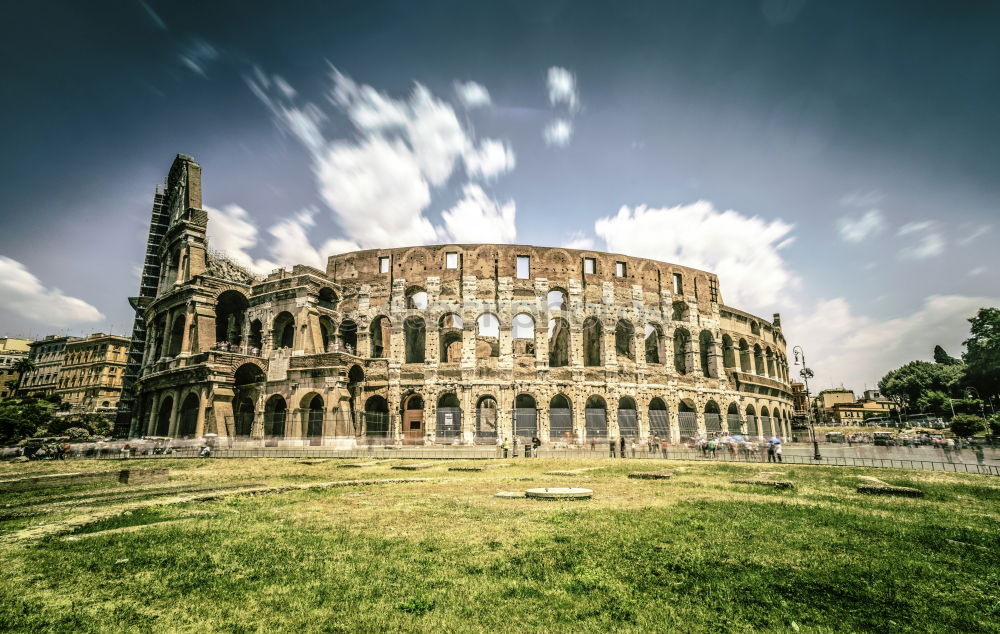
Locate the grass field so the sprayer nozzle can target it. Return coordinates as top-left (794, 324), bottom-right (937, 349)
top-left (1, 458), bottom-right (998, 633)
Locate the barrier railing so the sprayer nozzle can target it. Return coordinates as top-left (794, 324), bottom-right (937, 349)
top-left (51, 445), bottom-right (999, 476)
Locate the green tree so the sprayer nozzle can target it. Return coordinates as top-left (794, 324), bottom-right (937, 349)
top-left (963, 307), bottom-right (1000, 398)
top-left (10, 357), bottom-right (35, 393)
top-left (878, 361), bottom-right (964, 409)
top-left (933, 345), bottom-right (961, 365)
top-left (0, 398), bottom-right (52, 445)
top-left (949, 414), bottom-right (986, 438)
top-left (916, 390), bottom-right (952, 419)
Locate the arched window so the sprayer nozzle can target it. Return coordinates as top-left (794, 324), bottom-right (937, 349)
top-left (672, 301), bottom-right (689, 322)
top-left (405, 286), bottom-right (428, 309)
top-left (475, 396), bottom-right (498, 443)
top-left (615, 320), bottom-right (635, 360)
top-left (248, 319), bottom-right (263, 351)
top-left (753, 344), bottom-right (764, 375)
top-left (673, 328), bottom-right (691, 374)
top-left (617, 396), bottom-right (638, 438)
top-left (648, 397), bottom-right (669, 438)
top-left (264, 395), bottom-right (287, 437)
top-left (156, 396), bottom-right (173, 436)
top-left (318, 287), bottom-right (338, 310)
top-left (745, 404), bottom-right (759, 437)
top-left (476, 313), bottom-right (500, 358)
top-left (439, 313), bottom-right (463, 363)
top-left (339, 319), bottom-right (358, 353)
top-left (167, 315), bottom-right (185, 357)
top-left (644, 324), bottom-right (663, 364)
top-left (234, 397), bottom-right (254, 436)
top-left (178, 393), bottom-right (199, 437)
top-left (436, 392), bottom-right (462, 441)
top-left (585, 395), bottom-right (608, 440)
top-left (306, 394), bottom-right (324, 439)
top-left (549, 394), bottom-right (573, 441)
top-left (704, 400), bottom-right (721, 433)
top-left (369, 316), bottom-right (390, 358)
top-left (215, 290), bottom-right (249, 347)
top-left (513, 394), bottom-right (537, 440)
top-left (739, 339), bottom-right (751, 372)
top-left (582, 317), bottom-right (602, 366)
top-left (548, 318), bottom-right (570, 367)
top-left (677, 399), bottom-right (697, 440)
top-left (699, 330), bottom-right (715, 377)
top-left (319, 316), bottom-right (336, 352)
top-left (726, 403), bottom-right (740, 433)
top-left (272, 312), bottom-right (295, 350)
top-left (750, 321), bottom-right (761, 336)
top-left (512, 313), bottom-right (535, 357)
top-left (404, 317), bottom-right (426, 363)
top-left (722, 334), bottom-right (735, 368)
top-left (363, 395), bottom-right (390, 439)
top-left (547, 288), bottom-right (568, 311)
top-left (766, 348), bottom-right (775, 377)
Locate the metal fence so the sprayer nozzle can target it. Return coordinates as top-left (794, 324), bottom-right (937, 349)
top-left (677, 412), bottom-right (698, 441)
top-left (648, 410), bottom-right (670, 439)
top-left (513, 408), bottom-right (538, 441)
top-left (617, 408), bottom-right (639, 438)
top-left (584, 408), bottom-right (608, 441)
top-left (549, 408), bottom-right (574, 443)
top-left (59, 444), bottom-right (999, 476)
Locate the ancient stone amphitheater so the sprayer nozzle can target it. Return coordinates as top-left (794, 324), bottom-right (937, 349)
top-left (120, 155), bottom-right (795, 446)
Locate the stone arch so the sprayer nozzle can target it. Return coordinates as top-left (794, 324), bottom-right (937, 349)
top-left (745, 404), bottom-right (759, 437)
top-left (726, 402), bottom-right (741, 433)
top-left (167, 314), bottom-right (185, 357)
top-left (765, 347), bottom-right (775, 377)
top-left (234, 362), bottom-right (266, 387)
top-left (318, 287), bottom-right (338, 311)
top-left (156, 395), bottom-right (173, 436)
top-left (363, 395), bottom-right (390, 438)
top-left (369, 315), bottom-right (390, 358)
top-left (405, 286), bottom-right (428, 310)
top-left (339, 319), bottom-right (358, 353)
top-left (475, 394), bottom-right (498, 444)
top-left (699, 330), bottom-right (716, 377)
top-left (248, 319), bottom-right (263, 350)
top-left (303, 393), bottom-right (324, 440)
top-left (549, 393), bottom-right (573, 442)
top-left (750, 320), bottom-right (761, 336)
top-left (476, 313), bottom-right (500, 358)
top-left (753, 344), bottom-right (764, 375)
top-left (704, 399), bottom-right (722, 433)
top-left (264, 394), bottom-right (287, 437)
top-left (582, 316), bottom-right (602, 366)
top-left (677, 397), bottom-right (697, 441)
top-left (215, 290), bottom-right (248, 347)
top-left (615, 319), bottom-right (635, 360)
top-left (644, 323), bottom-right (664, 364)
top-left (617, 395), bottom-right (638, 438)
top-left (178, 392), bottom-right (199, 438)
top-left (272, 311), bottom-right (295, 350)
top-left (672, 301), bottom-right (689, 322)
top-left (673, 328), bottom-right (691, 375)
top-left (404, 317), bottom-right (426, 363)
top-left (402, 393), bottom-right (424, 444)
top-left (436, 392), bottom-right (462, 441)
top-left (233, 395), bottom-right (255, 437)
top-left (513, 393), bottom-right (538, 440)
top-left (547, 287), bottom-right (568, 311)
top-left (648, 396), bottom-right (669, 438)
top-left (319, 315), bottom-right (337, 352)
top-left (548, 317), bottom-right (571, 367)
top-left (739, 339), bottom-right (751, 372)
top-left (722, 334), bottom-right (736, 368)
top-left (584, 394), bottom-right (608, 440)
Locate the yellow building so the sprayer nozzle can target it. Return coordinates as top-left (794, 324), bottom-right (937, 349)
top-left (20, 335), bottom-right (78, 397)
top-left (0, 337), bottom-right (33, 399)
top-left (55, 333), bottom-right (130, 412)
top-left (831, 400), bottom-right (894, 425)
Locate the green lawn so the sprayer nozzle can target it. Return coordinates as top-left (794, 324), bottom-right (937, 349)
top-left (1, 458), bottom-right (998, 632)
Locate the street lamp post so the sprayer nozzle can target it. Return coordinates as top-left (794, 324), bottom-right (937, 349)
top-left (793, 345), bottom-right (822, 461)
top-left (964, 387), bottom-right (989, 420)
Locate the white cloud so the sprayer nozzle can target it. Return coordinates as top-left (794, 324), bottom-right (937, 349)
top-left (958, 224), bottom-right (991, 246)
top-left (594, 201), bottom-right (797, 313)
top-left (177, 37), bottom-right (218, 77)
top-left (897, 220), bottom-right (934, 236)
top-left (839, 190), bottom-right (884, 208)
top-left (899, 233), bottom-right (945, 259)
top-left (547, 67), bottom-right (578, 111)
top-left (206, 205), bottom-right (359, 274)
top-left (440, 184), bottom-right (516, 244)
top-left (563, 231), bottom-right (595, 250)
top-left (968, 266), bottom-right (986, 277)
top-left (837, 209), bottom-right (885, 243)
top-left (784, 294), bottom-right (1000, 393)
top-left (0, 256), bottom-right (104, 326)
top-left (454, 81), bottom-right (491, 108)
top-left (543, 119), bottom-right (573, 147)
top-left (248, 68), bottom-right (518, 250)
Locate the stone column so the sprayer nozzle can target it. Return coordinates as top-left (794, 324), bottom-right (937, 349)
top-left (166, 391), bottom-right (181, 437)
top-left (146, 391), bottom-right (161, 436)
top-left (195, 386), bottom-right (208, 437)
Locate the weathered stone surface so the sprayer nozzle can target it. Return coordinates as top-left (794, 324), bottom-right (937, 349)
top-left (856, 477), bottom-right (923, 497)
top-left (525, 487), bottom-right (593, 500)
top-left (731, 477), bottom-right (794, 489)
top-left (392, 462), bottom-right (445, 471)
top-left (295, 459), bottom-right (330, 465)
top-left (0, 468), bottom-right (170, 492)
top-left (494, 491), bottom-right (526, 498)
top-left (449, 463), bottom-right (512, 472)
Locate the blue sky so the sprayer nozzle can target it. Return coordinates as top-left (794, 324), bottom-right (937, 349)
top-left (1, 0), bottom-right (998, 392)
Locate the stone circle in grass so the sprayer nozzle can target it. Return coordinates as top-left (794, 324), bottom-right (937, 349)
top-left (525, 487), bottom-right (593, 500)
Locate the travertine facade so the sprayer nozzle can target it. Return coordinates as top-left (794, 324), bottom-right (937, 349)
top-left (122, 155), bottom-right (795, 445)
top-left (55, 333), bottom-right (129, 412)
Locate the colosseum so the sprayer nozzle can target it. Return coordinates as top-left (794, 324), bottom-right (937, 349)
top-left (117, 154), bottom-right (796, 446)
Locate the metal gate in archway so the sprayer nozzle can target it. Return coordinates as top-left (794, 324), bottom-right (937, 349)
top-left (648, 410), bottom-right (670, 439)
top-left (436, 407), bottom-right (462, 442)
top-left (549, 408), bottom-right (573, 443)
top-left (513, 408), bottom-right (537, 441)
top-left (678, 412), bottom-right (698, 441)
top-left (475, 407), bottom-right (497, 444)
top-left (585, 408), bottom-right (608, 441)
top-left (617, 408), bottom-right (638, 438)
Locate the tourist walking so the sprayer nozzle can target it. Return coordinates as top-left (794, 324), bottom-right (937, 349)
top-left (707, 438), bottom-right (717, 458)
top-left (775, 442), bottom-right (783, 462)
top-left (502, 436), bottom-right (510, 459)
top-left (767, 441), bottom-right (776, 463)
top-left (513, 436), bottom-right (520, 458)
top-left (496, 435), bottom-right (503, 458)
top-left (660, 438), bottom-right (669, 459)
top-left (619, 436), bottom-right (626, 459)
top-left (609, 438), bottom-right (616, 458)
top-left (630, 440), bottom-right (637, 458)
top-left (532, 436), bottom-right (541, 458)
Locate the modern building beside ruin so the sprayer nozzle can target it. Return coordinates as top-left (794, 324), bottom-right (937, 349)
top-left (117, 154), bottom-right (796, 445)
